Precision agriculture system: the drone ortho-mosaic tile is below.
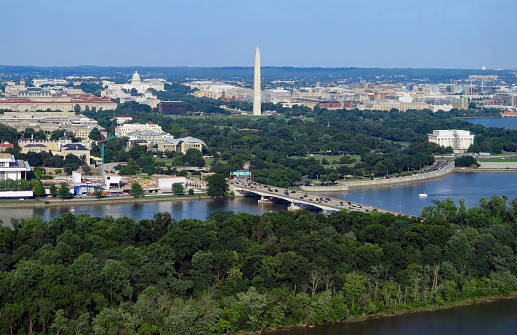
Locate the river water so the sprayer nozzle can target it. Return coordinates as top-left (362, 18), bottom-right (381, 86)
top-left (465, 117), bottom-right (517, 130)
top-left (2, 171), bottom-right (515, 224)
top-left (272, 298), bottom-right (517, 335)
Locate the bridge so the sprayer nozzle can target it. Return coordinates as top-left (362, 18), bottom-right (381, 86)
top-left (229, 180), bottom-right (417, 218)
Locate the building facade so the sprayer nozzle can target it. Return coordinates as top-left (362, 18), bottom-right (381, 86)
top-left (115, 122), bottom-right (163, 137)
top-left (428, 130), bottom-right (475, 152)
top-left (0, 153), bottom-right (31, 181)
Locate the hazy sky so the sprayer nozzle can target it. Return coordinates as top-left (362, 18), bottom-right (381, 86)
top-left (1, 0), bottom-right (515, 69)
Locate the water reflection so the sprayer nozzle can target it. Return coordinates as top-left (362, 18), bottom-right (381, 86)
top-left (3, 172), bottom-right (517, 225)
top-left (272, 298), bottom-right (517, 335)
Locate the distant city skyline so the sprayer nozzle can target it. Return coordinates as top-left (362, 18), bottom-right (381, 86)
top-left (1, 0), bottom-right (516, 69)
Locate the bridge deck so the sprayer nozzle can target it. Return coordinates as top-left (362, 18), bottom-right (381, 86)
top-left (230, 180), bottom-right (416, 218)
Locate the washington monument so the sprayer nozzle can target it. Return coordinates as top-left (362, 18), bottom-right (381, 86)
top-left (253, 46), bottom-right (261, 116)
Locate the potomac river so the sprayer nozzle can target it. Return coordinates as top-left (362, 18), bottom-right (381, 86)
top-left (271, 298), bottom-right (517, 335)
top-left (2, 171), bottom-right (517, 224)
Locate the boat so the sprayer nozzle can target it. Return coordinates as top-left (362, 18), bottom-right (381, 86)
top-left (419, 192), bottom-right (428, 197)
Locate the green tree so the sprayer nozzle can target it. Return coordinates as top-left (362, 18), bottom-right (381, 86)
top-left (58, 183), bottom-right (71, 199)
top-left (89, 128), bottom-right (102, 141)
top-left (82, 163), bottom-right (91, 174)
top-left (455, 156), bottom-right (479, 168)
top-left (173, 183), bottom-right (184, 195)
top-left (33, 182), bottom-right (46, 197)
top-left (206, 174), bottom-right (228, 196)
top-left (49, 183), bottom-right (58, 197)
top-left (131, 182), bottom-right (144, 198)
top-left (93, 187), bottom-right (103, 199)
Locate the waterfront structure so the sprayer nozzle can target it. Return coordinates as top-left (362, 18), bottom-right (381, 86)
top-left (0, 153), bottom-right (31, 181)
top-left (253, 46), bottom-right (261, 116)
top-left (428, 130), bottom-right (474, 152)
top-left (501, 111), bottom-right (517, 118)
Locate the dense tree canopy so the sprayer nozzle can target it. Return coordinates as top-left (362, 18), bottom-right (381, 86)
top-left (2, 195), bottom-right (517, 334)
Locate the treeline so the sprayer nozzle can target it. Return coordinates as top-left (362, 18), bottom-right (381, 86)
top-left (1, 65), bottom-right (514, 83)
top-left (2, 195), bottom-right (517, 334)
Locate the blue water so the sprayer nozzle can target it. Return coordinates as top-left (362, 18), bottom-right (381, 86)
top-left (329, 172), bottom-right (517, 216)
top-left (273, 298), bottom-right (517, 335)
top-left (2, 172), bottom-right (516, 223)
top-left (465, 117), bottom-right (517, 130)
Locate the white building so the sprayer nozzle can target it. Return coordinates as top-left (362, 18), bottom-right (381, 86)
top-left (0, 153), bottom-right (31, 181)
top-left (115, 122), bottom-right (163, 137)
top-left (428, 130), bottom-right (474, 152)
top-left (157, 137), bottom-right (207, 154)
top-left (102, 71), bottom-right (165, 99)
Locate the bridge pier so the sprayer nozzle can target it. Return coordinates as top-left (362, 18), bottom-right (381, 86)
top-left (258, 196), bottom-right (273, 204)
top-left (288, 203), bottom-right (301, 211)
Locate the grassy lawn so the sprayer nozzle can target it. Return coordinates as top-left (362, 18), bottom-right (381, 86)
top-left (305, 154), bottom-right (359, 163)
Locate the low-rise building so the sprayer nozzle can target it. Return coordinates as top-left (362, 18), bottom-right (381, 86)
top-left (158, 137), bottom-right (206, 154)
top-left (0, 92), bottom-right (116, 112)
top-left (114, 115), bottom-right (133, 125)
top-left (115, 122), bottom-right (163, 137)
top-left (158, 101), bottom-right (187, 114)
top-left (0, 153), bottom-right (31, 180)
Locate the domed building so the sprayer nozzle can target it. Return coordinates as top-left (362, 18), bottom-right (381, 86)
top-left (131, 71), bottom-right (142, 85)
top-left (101, 71), bottom-right (166, 106)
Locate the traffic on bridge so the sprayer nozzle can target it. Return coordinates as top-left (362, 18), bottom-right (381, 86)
top-left (229, 179), bottom-right (416, 218)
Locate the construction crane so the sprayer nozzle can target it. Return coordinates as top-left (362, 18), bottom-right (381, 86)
top-left (100, 135), bottom-right (118, 182)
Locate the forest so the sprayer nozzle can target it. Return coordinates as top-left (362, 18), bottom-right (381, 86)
top-left (1, 195), bottom-right (517, 334)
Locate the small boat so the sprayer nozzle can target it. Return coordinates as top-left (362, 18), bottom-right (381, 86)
top-left (419, 192), bottom-right (428, 197)
top-left (69, 208), bottom-right (76, 213)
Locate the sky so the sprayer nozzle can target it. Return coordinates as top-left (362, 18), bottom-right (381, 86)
top-left (1, 0), bottom-right (516, 69)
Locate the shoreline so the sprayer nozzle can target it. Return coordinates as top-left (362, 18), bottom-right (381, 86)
top-left (0, 194), bottom-right (214, 208)
top-left (260, 292), bottom-right (517, 334)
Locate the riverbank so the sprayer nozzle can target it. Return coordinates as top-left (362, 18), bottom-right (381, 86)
top-left (0, 194), bottom-right (213, 208)
top-left (261, 292), bottom-right (517, 334)
top-left (301, 161), bottom-right (454, 191)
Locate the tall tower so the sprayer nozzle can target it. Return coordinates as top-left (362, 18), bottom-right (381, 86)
top-left (253, 46), bottom-right (261, 116)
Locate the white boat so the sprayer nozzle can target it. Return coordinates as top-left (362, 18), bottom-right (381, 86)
top-left (419, 192), bottom-right (428, 197)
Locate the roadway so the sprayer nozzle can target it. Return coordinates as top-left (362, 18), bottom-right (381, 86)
top-left (230, 180), bottom-right (416, 218)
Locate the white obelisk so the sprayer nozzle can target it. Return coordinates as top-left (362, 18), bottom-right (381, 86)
top-left (253, 46), bottom-right (261, 116)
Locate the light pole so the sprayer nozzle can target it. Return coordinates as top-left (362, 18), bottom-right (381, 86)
top-left (359, 196), bottom-right (364, 204)
top-left (397, 204), bottom-right (402, 212)
top-left (378, 200), bottom-right (382, 208)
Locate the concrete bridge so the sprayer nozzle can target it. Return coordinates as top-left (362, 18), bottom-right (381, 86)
top-left (229, 180), bottom-right (416, 218)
